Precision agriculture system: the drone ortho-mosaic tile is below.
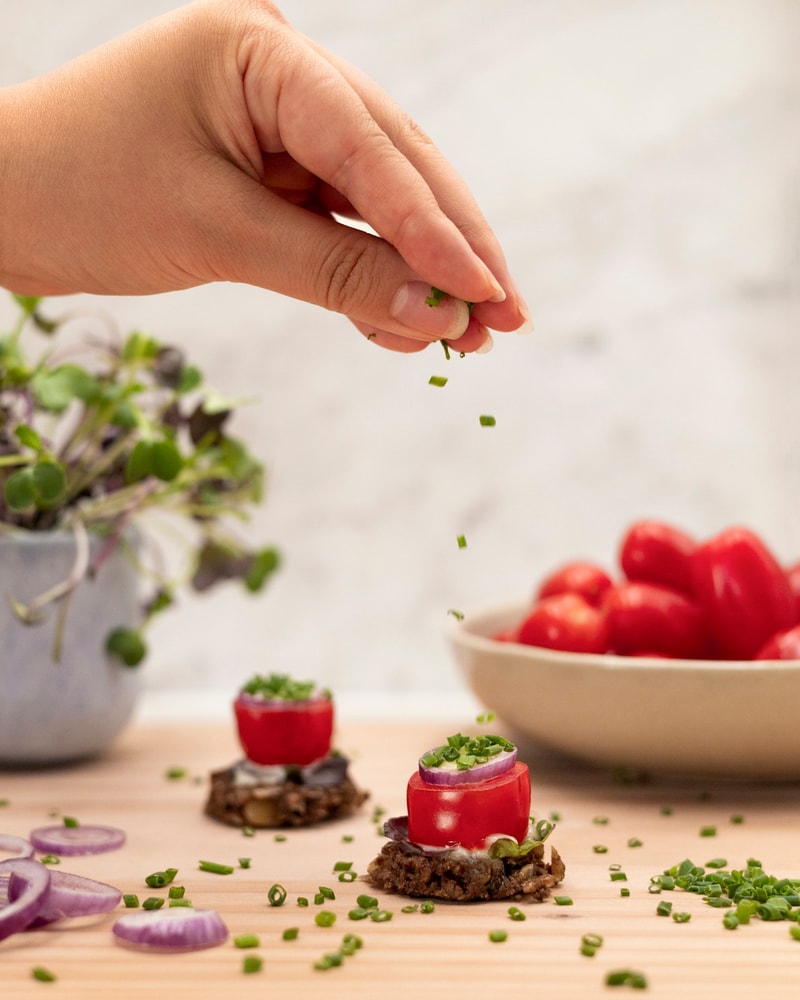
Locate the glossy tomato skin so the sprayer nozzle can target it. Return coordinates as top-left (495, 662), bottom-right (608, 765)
top-left (605, 582), bottom-right (708, 659)
top-left (517, 593), bottom-right (609, 654)
top-left (754, 624), bottom-right (800, 660)
top-left (786, 561), bottom-right (800, 622)
top-left (406, 761), bottom-right (531, 850)
top-left (690, 527), bottom-right (795, 660)
top-left (536, 561), bottom-right (613, 608)
top-left (233, 694), bottom-right (334, 766)
top-left (619, 520), bottom-right (697, 596)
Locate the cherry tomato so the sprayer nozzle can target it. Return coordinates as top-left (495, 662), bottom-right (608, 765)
top-left (517, 593), bottom-right (609, 654)
top-left (536, 560), bottom-right (613, 608)
top-left (605, 582), bottom-right (708, 659)
top-left (754, 624), bottom-right (800, 660)
top-left (233, 694), bottom-right (333, 766)
top-left (406, 761), bottom-right (531, 850)
top-left (690, 526), bottom-right (795, 660)
top-left (786, 561), bottom-right (800, 622)
top-left (619, 519), bottom-right (697, 596)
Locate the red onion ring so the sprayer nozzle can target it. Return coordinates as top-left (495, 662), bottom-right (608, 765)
top-left (0, 833), bottom-right (35, 861)
top-left (418, 746), bottom-right (517, 786)
top-left (112, 908), bottom-right (229, 951)
top-left (29, 824), bottom-right (126, 856)
top-left (0, 858), bottom-right (51, 941)
top-left (9, 868), bottom-right (122, 928)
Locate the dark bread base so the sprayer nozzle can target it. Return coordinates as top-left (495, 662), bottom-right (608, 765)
top-left (367, 840), bottom-right (565, 902)
top-left (205, 763), bottom-right (369, 828)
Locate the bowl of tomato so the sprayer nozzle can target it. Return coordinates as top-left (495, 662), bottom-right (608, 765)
top-left (447, 521), bottom-right (800, 779)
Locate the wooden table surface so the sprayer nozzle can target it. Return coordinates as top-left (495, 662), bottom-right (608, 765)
top-left (2, 714), bottom-right (800, 999)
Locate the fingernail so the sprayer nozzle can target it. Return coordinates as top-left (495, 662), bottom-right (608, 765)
top-left (391, 281), bottom-right (470, 339)
top-left (476, 332), bottom-right (494, 354)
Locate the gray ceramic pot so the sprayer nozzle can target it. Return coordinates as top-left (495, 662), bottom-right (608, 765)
top-left (0, 529), bottom-right (142, 765)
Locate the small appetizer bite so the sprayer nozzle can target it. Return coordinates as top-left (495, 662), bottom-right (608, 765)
top-left (205, 673), bottom-right (368, 828)
top-left (367, 732), bottom-right (564, 901)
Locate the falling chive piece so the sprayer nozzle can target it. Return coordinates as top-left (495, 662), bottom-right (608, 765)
top-left (243, 955), bottom-right (263, 974)
top-left (31, 967), bottom-right (56, 983)
top-left (489, 929), bottom-right (508, 942)
top-left (268, 884), bottom-right (288, 907)
top-left (428, 375), bottom-right (448, 387)
top-left (456, 535), bottom-right (467, 549)
top-left (198, 860), bottom-right (234, 875)
top-left (478, 414), bottom-right (496, 427)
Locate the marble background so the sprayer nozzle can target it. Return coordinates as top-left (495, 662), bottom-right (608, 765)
top-left (1, 1), bottom-right (798, 714)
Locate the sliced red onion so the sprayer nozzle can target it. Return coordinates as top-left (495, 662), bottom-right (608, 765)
top-left (112, 908), bottom-right (229, 951)
top-left (0, 858), bottom-right (51, 941)
top-left (9, 868), bottom-right (121, 928)
top-left (29, 824), bottom-right (126, 856)
top-left (0, 833), bottom-right (35, 861)
top-left (418, 746), bottom-right (517, 786)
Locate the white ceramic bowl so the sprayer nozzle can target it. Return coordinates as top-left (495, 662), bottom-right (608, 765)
top-left (447, 598), bottom-right (800, 779)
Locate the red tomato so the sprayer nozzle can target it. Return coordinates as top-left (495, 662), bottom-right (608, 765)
top-left (619, 520), bottom-right (697, 596)
top-left (536, 560), bottom-right (613, 608)
top-left (406, 761), bottom-right (531, 850)
top-left (517, 593), bottom-right (609, 654)
top-left (233, 694), bottom-right (333, 766)
top-left (754, 624), bottom-right (800, 660)
top-left (605, 582), bottom-right (708, 659)
top-left (786, 561), bottom-right (800, 622)
top-left (690, 526), bottom-right (795, 660)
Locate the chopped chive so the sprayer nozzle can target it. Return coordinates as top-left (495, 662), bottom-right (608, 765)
top-left (456, 534), bottom-right (467, 549)
top-left (164, 767), bottom-right (187, 780)
top-left (268, 884), bottom-right (287, 907)
top-left (672, 912), bottom-right (692, 923)
top-left (348, 908), bottom-right (371, 921)
top-left (489, 929), bottom-right (508, 942)
top-left (341, 834), bottom-right (354, 843)
top-left (610, 872), bottom-right (628, 882)
top-left (338, 870), bottom-right (357, 883)
top-left (356, 894), bottom-right (378, 910)
top-left (656, 901), bottom-right (673, 916)
top-left (554, 896), bottom-right (574, 906)
top-left (333, 861), bottom-right (353, 872)
top-left (315, 911), bottom-right (337, 927)
top-left (447, 608), bottom-right (465, 621)
top-left (145, 869), bottom-right (177, 888)
top-left (508, 906), bottom-right (526, 922)
top-left (620, 888), bottom-right (631, 897)
top-left (198, 860), bottom-right (234, 875)
top-left (370, 909), bottom-right (392, 923)
top-left (234, 934), bottom-right (260, 949)
top-left (40, 854), bottom-right (60, 865)
top-left (476, 711), bottom-right (496, 724)
top-left (593, 816), bottom-right (609, 825)
top-left (705, 858), bottom-right (728, 869)
top-left (660, 806), bottom-right (673, 816)
top-left (283, 927), bottom-right (299, 941)
top-left (401, 904), bottom-right (419, 914)
top-left (318, 885), bottom-right (335, 900)
top-left (593, 845), bottom-right (608, 854)
top-left (478, 414), bottom-right (496, 427)
top-left (242, 955), bottom-right (263, 974)
top-left (31, 967), bottom-right (56, 983)
top-left (274, 834), bottom-right (287, 843)
top-left (723, 912), bottom-right (740, 930)
top-left (296, 896), bottom-right (309, 907)
top-left (142, 897), bottom-right (164, 910)
top-left (242, 826), bottom-right (256, 838)
top-left (62, 816), bottom-right (79, 828)
top-left (730, 814), bottom-right (745, 824)
top-left (122, 894), bottom-right (139, 908)
top-left (0, 799), bottom-right (9, 807)
top-left (699, 826), bottom-right (717, 837)
top-left (238, 858), bottom-right (251, 869)
top-left (168, 899), bottom-right (193, 907)
top-left (583, 933), bottom-right (603, 949)
top-left (627, 838), bottom-right (643, 848)
top-left (428, 375), bottom-right (448, 387)
top-left (420, 900), bottom-right (435, 914)
top-left (168, 885), bottom-right (185, 899)
top-left (790, 926), bottom-right (800, 941)
top-left (606, 970), bottom-right (647, 988)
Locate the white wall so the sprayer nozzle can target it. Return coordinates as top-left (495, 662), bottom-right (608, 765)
top-left (1, 1), bottom-right (798, 706)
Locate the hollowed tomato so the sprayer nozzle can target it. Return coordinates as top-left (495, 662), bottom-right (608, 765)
top-left (233, 694), bottom-right (333, 766)
top-left (406, 761), bottom-right (531, 850)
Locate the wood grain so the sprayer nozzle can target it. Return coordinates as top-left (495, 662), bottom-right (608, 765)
top-left (2, 715), bottom-right (800, 999)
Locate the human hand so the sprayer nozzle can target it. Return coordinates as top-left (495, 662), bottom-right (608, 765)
top-left (0, 0), bottom-right (530, 353)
